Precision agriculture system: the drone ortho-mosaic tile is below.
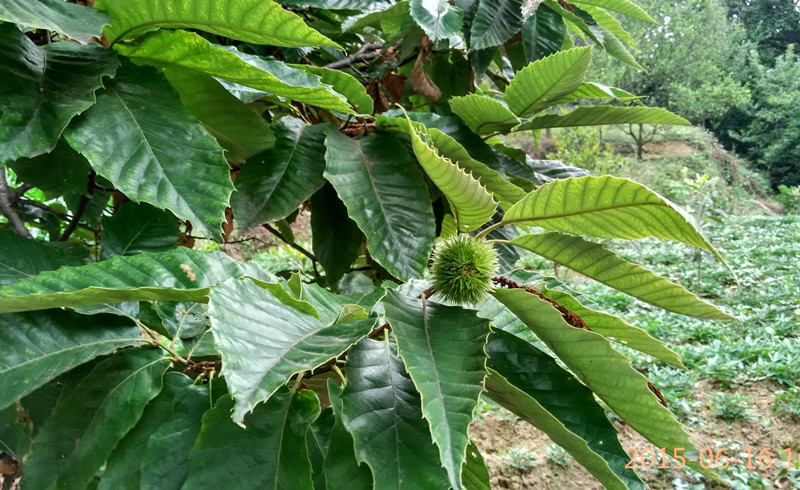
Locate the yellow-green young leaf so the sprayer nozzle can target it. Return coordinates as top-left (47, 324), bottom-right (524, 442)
top-left (98, 0), bottom-right (340, 48)
top-left (289, 64), bottom-right (374, 114)
top-left (502, 176), bottom-right (724, 260)
top-left (572, 0), bottom-right (656, 23)
top-left (449, 95), bottom-right (520, 135)
top-left (405, 115), bottom-right (497, 232)
top-left (0, 0), bottom-right (109, 44)
top-left (583, 6), bottom-right (635, 46)
top-left (491, 288), bottom-right (713, 479)
top-left (510, 233), bottom-right (734, 321)
top-left (516, 106), bottom-right (689, 130)
top-left (115, 30), bottom-right (353, 113)
top-left (504, 47), bottom-right (593, 117)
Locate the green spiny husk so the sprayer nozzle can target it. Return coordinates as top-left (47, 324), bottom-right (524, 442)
top-left (431, 234), bottom-right (498, 305)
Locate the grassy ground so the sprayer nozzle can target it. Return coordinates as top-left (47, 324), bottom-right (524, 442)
top-left (476, 215), bottom-right (800, 489)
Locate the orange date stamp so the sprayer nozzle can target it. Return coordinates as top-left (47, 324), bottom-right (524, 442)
top-left (625, 447), bottom-right (798, 470)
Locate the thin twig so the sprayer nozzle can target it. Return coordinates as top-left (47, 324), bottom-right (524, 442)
top-left (10, 183), bottom-right (33, 202)
top-left (262, 223), bottom-right (318, 262)
top-left (59, 171), bottom-right (95, 241)
top-left (0, 167), bottom-right (32, 238)
top-left (324, 42), bottom-right (382, 69)
top-left (16, 199), bottom-right (96, 232)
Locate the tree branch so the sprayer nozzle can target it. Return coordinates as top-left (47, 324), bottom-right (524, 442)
top-left (58, 171), bottom-right (95, 241)
top-left (0, 167), bottom-right (32, 238)
top-left (324, 42), bottom-right (382, 69)
top-left (262, 223), bottom-right (318, 263)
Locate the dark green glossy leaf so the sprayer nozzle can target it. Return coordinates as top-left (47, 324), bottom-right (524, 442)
top-left (183, 388), bottom-right (320, 488)
top-left (486, 329), bottom-right (644, 489)
top-left (0, 25), bottom-right (118, 162)
top-left (324, 129), bottom-right (435, 280)
top-left (410, 0), bottom-right (464, 41)
top-left (384, 291), bottom-right (489, 489)
top-left (324, 380), bottom-right (373, 490)
top-left (469, 0), bottom-right (523, 50)
top-left (101, 202), bottom-right (179, 259)
top-left (0, 230), bottom-right (84, 286)
top-left (8, 139), bottom-right (93, 195)
top-left (0, 0), bottom-right (109, 43)
top-left (209, 277), bottom-right (375, 423)
top-left (0, 310), bottom-right (142, 410)
top-left (21, 349), bottom-right (170, 490)
top-left (340, 338), bottom-right (450, 489)
top-left (99, 373), bottom-right (191, 490)
top-left (462, 441), bottom-right (491, 490)
top-left (521, 4), bottom-right (564, 62)
top-left (0, 248), bottom-right (271, 313)
top-left (64, 62), bottom-right (232, 239)
top-left (233, 118), bottom-right (328, 229)
top-left (310, 184), bottom-right (363, 287)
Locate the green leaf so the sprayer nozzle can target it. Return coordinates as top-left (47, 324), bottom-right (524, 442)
top-left (324, 129), bottom-right (435, 280)
top-left (596, 25), bottom-right (643, 70)
top-left (8, 139), bottom-right (93, 196)
top-left (383, 291), bottom-right (489, 489)
top-left (64, 62), bottom-right (232, 239)
top-left (184, 388), bottom-right (320, 488)
top-left (101, 203), bottom-right (179, 259)
top-left (517, 106), bottom-right (689, 130)
top-left (409, 0), bottom-right (464, 41)
top-left (491, 287), bottom-right (710, 477)
top-left (290, 64), bottom-right (374, 114)
top-left (162, 67), bottom-right (275, 164)
top-left (99, 373), bottom-right (191, 490)
top-left (0, 0), bottom-right (109, 43)
top-left (340, 338), bottom-right (450, 489)
top-left (584, 5), bottom-right (635, 46)
top-left (21, 349), bottom-right (170, 490)
top-left (98, 0), bottom-right (341, 48)
top-left (405, 116), bottom-right (497, 232)
top-left (462, 441), bottom-right (491, 490)
top-left (232, 118), bottom-right (328, 229)
top-left (0, 310), bottom-right (142, 410)
top-left (469, 0), bottom-right (523, 50)
top-left (521, 4), bottom-right (564, 62)
top-left (0, 230), bottom-right (84, 286)
top-left (209, 277), bottom-right (376, 423)
top-left (510, 233), bottom-right (733, 320)
top-left (504, 46), bottom-right (593, 117)
top-left (324, 380), bottom-right (373, 490)
top-left (486, 329), bottom-right (645, 489)
top-left (502, 176), bottom-right (724, 260)
top-left (141, 383), bottom-right (211, 489)
top-left (449, 95), bottom-right (520, 134)
top-left (528, 158), bottom-right (590, 181)
top-left (556, 82), bottom-right (638, 104)
top-left (0, 248), bottom-right (271, 313)
top-left (344, 1), bottom-right (410, 34)
top-left (0, 25), bottom-right (118, 162)
top-left (115, 30), bottom-right (352, 113)
top-left (571, 0), bottom-right (655, 23)
top-left (310, 184), bottom-right (364, 287)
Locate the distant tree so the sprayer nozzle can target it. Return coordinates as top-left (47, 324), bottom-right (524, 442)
top-left (723, 0), bottom-right (800, 63)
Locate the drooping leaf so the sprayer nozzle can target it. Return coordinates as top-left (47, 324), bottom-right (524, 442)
top-left (140, 383), bottom-right (211, 490)
top-left (183, 388), bottom-right (320, 488)
top-left (405, 116), bottom-right (497, 232)
top-left (491, 287), bottom-right (710, 477)
top-left (502, 176), bottom-right (723, 259)
top-left (64, 62), bottom-right (232, 239)
top-left (510, 233), bottom-right (733, 320)
top-left (21, 349), bottom-right (170, 490)
top-left (310, 184), bottom-right (364, 287)
top-left (97, 0), bottom-right (341, 48)
top-left (209, 277), bottom-right (376, 423)
top-left (571, 0), bottom-right (656, 23)
top-left (449, 95), bottom-right (520, 135)
top-left (521, 4), bottom-right (564, 62)
top-left (486, 329), bottom-right (645, 489)
top-left (410, 0), bottom-right (463, 41)
top-left (0, 230), bottom-right (84, 286)
top-left (528, 158), bottom-right (590, 181)
top-left (101, 202), bottom-right (179, 259)
top-left (324, 128), bottom-right (436, 280)
top-left (324, 380), bottom-right (373, 490)
top-left (516, 106), bottom-right (690, 130)
top-left (504, 46), bottom-right (593, 117)
top-left (462, 441), bottom-right (491, 490)
top-left (99, 373), bottom-right (191, 490)
top-left (584, 5), bottom-right (635, 46)
top-left (596, 26), bottom-right (643, 69)
top-left (0, 25), bottom-right (118, 163)
top-left (384, 291), bottom-right (489, 489)
top-left (469, 0), bottom-right (523, 50)
top-left (555, 82), bottom-right (638, 105)
top-left (0, 248), bottom-right (272, 313)
top-left (0, 310), bottom-right (142, 410)
top-left (232, 118), bottom-right (329, 229)
top-left (339, 338), bottom-right (450, 489)
top-left (0, 0), bottom-right (109, 43)
top-left (290, 64), bottom-right (374, 114)
top-left (115, 30), bottom-right (353, 113)
top-left (162, 67), bottom-right (275, 163)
